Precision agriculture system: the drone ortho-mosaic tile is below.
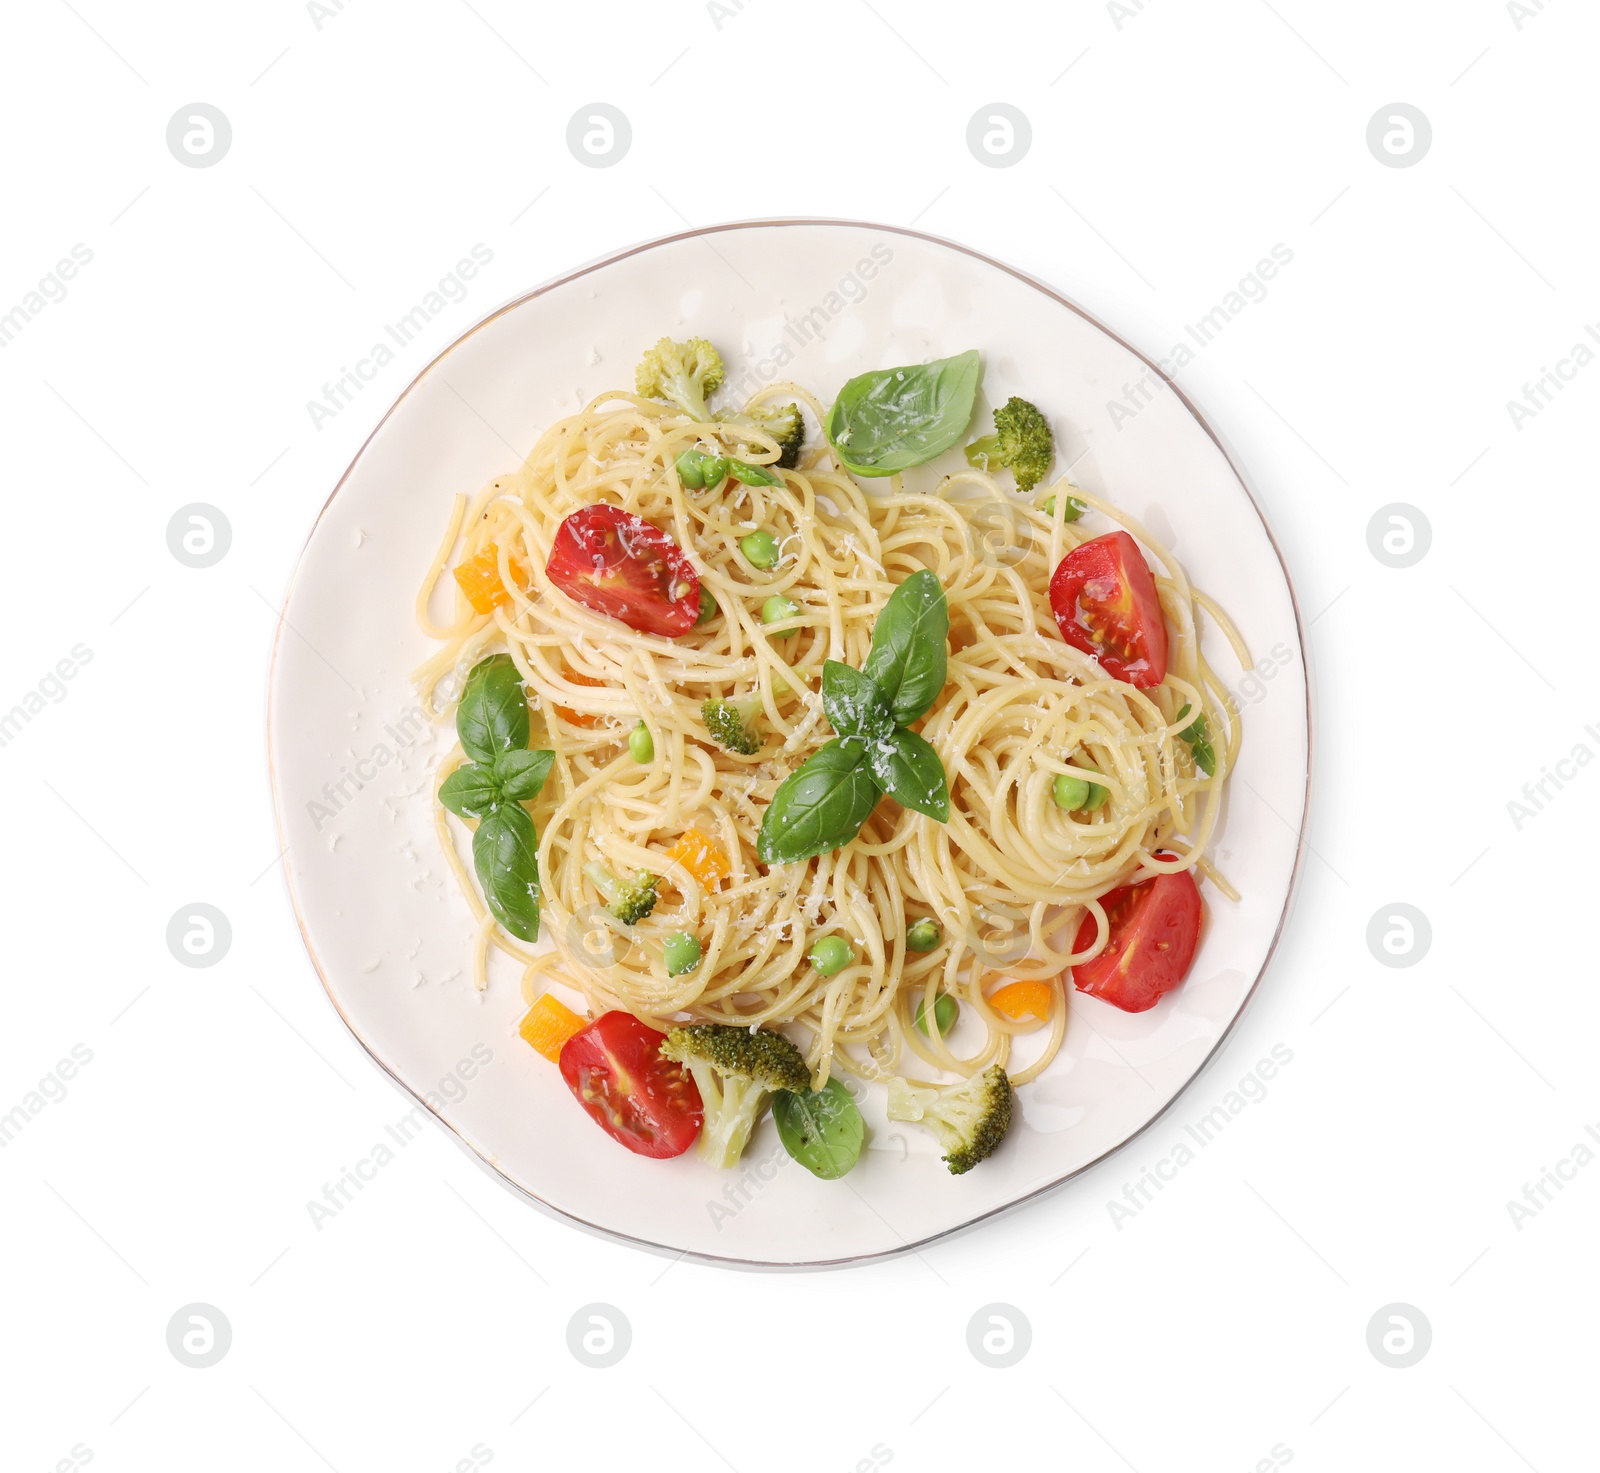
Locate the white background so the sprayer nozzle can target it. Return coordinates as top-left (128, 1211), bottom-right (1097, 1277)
top-left (2, 1), bottom-right (1595, 1469)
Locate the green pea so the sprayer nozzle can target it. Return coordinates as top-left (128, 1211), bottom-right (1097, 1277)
top-left (675, 449), bottom-right (707, 489)
top-left (674, 452), bottom-right (702, 490)
top-left (1080, 766), bottom-right (1110, 811)
top-left (1043, 495), bottom-right (1086, 522)
top-left (740, 530), bottom-right (779, 568)
top-left (675, 448), bottom-right (728, 489)
top-left (906, 918), bottom-right (942, 952)
top-left (761, 594), bottom-right (801, 631)
top-left (628, 721), bottom-right (654, 764)
top-left (1052, 773), bottom-right (1090, 810)
top-left (663, 931), bottom-right (702, 976)
top-left (810, 935), bottom-right (853, 976)
top-left (696, 588), bottom-right (718, 626)
top-left (914, 992), bottom-right (960, 1037)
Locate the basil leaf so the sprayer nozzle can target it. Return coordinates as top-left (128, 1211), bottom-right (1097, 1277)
top-left (862, 570), bottom-right (949, 726)
top-left (756, 738), bottom-right (882, 864)
top-left (1175, 703), bottom-right (1216, 778)
top-left (867, 725), bottom-right (950, 822)
top-left (773, 1078), bottom-right (865, 1180)
top-left (457, 655), bottom-right (530, 763)
top-left (824, 350), bottom-right (981, 477)
top-left (725, 457), bottom-right (782, 487)
top-left (493, 748), bottom-right (555, 802)
top-left (438, 762), bottom-right (501, 820)
top-left (472, 801), bottom-right (541, 942)
top-left (821, 660), bottom-right (894, 743)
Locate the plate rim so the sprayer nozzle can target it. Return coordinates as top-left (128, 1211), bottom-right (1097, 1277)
top-left (265, 215), bottom-right (1315, 1271)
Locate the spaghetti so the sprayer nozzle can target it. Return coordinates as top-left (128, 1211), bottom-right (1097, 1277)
top-left (412, 384), bottom-right (1244, 1090)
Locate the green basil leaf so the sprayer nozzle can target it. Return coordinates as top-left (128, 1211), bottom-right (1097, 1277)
top-left (773, 1078), bottom-right (865, 1180)
top-left (725, 457), bottom-right (783, 487)
top-left (821, 660), bottom-right (894, 743)
top-left (493, 748), bottom-right (555, 802)
top-left (756, 738), bottom-right (882, 864)
top-left (867, 725), bottom-right (950, 822)
top-left (824, 350), bottom-right (981, 477)
top-left (472, 801), bottom-right (541, 942)
top-left (1175, 704), bottom-right (1216, 778)
top-left (862, 570), bottom-right (949, 726)
top-left (457, 654), bottom-right (530, 764)
top-left (438, 762), bottom-right (501, 820)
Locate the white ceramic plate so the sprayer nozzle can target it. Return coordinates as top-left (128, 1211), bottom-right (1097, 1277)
top-left (268, 220), bottom-right (1310, 1268)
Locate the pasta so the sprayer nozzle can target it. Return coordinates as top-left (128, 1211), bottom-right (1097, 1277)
top-left (412, 380), bottom-right (1244, 1093)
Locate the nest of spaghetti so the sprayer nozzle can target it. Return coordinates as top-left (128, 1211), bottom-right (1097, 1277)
top-left (414, 390), bottom-right (1240, 1093)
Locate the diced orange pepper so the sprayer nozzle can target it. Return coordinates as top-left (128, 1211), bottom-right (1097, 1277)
top-left (555, 671), bottom-right (605, 728)
top-left (987, 979), bottom-right (1056, 1022)
top-left (518, 993), bottom-right (587, 1062)
top-left (453, 544), bottom-right (526, 615)
top-left (664, 827), bottom-right (731, 890)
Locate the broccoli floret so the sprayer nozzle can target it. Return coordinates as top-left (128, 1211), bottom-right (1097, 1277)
top-left (723, 402), bottom-right (805, 469)
top-left (702, 697), bottom-right (762, 756)
top-left (965, 397), bottom-right (1054, 493)
top-left (583, 863), bottom-right (661, 925)
top-left (660, 1024), bottom-right (811, 1167)
top-left (636, 337), bottom-right (726, 423)
top-left (886, 1063), bottom-right (1014, 1175)
top-left (636, 338), bottom-right (804, 466)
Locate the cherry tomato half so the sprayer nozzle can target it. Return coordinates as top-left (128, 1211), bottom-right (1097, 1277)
top-left (1071, 858), bottom-right (1202, 1013)
top-left (558, 1010), bottom-right (703, 1158)
top-left (545, 505), bottom-right (701, 637)
top-left (1048, 531), bottom-right (1169, 688)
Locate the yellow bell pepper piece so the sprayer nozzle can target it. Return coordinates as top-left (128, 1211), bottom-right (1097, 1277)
top-left (664, 828), bottom-right (731, 890)
top-left (518, 993), bottom-right (587, 1063)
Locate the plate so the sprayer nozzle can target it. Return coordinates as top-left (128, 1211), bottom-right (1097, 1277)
top-left (267, 220), bottom-right (1311, 1268)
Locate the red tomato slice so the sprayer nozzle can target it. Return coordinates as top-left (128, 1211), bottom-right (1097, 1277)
top-left (546, 505), bottom-right (701, 637)
top-left (1048, 531), bottom-right (1169, 688)
top-left (558, 1011), bottom-right (703, 1158)
top-left (1071, 858), bottom-right (1202, 1013)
